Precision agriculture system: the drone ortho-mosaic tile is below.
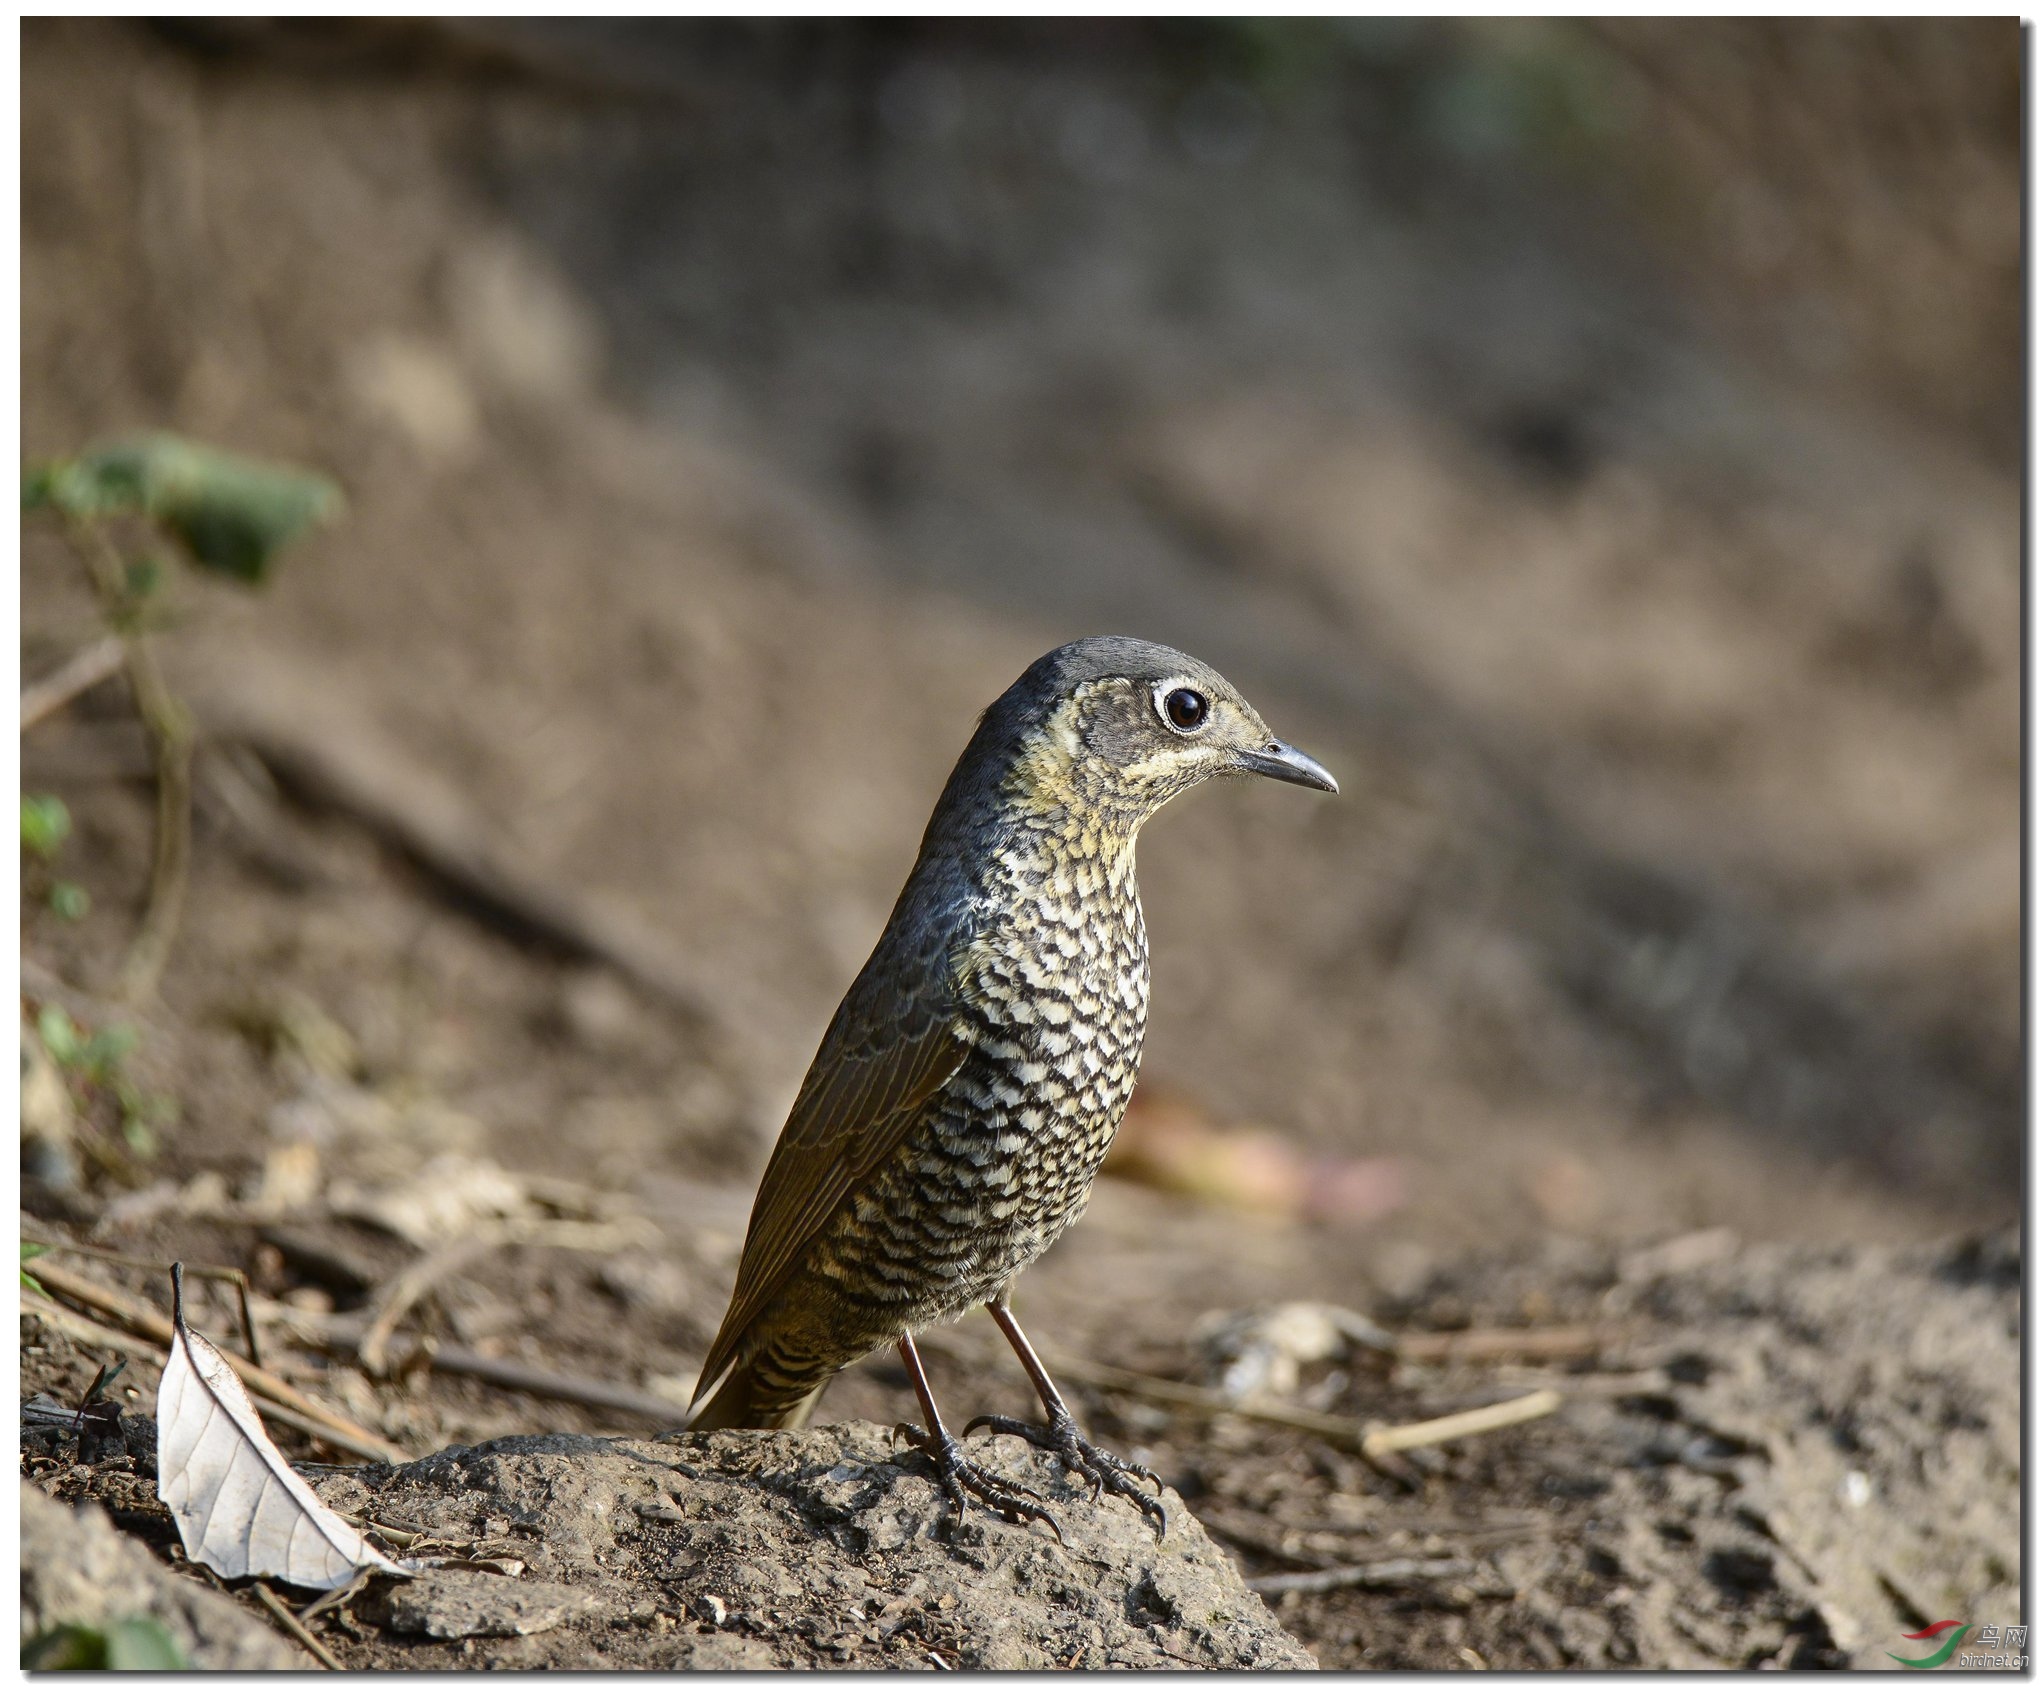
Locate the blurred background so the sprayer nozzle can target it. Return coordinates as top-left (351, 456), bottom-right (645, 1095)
top-left (25, 16), bottom-right (2018, 1229)
top-left (18, 18), bottom-right (2022, 1665)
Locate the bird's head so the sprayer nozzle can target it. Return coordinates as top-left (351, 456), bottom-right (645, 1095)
top-left (951, 636), bottom-right (1337, 842)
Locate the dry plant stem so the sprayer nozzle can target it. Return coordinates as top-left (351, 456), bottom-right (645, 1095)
top-left (1247, 1557), bottom-right (1476, 1598)
top-left (355, 1234), bottom-right (499, 1377)
top-left (387, 1337), bottom-right (691, 1429)
top-left (251, 1582), bottom-right (342, 1671)
top-left (1195, 1511), bottom-right (1337, 1571)
top-left (258, 1296), bottom-right (692, 1427)
top-left (19, 1293), bottom-right (381, 1458)
top-left (65, 517), bottom-right (193, 1001)
top-left (26, 1235), bottom-right (263, 1366)
top-left (1360, 1389), bottom-right (1562, 1459)
top-left (992, 1343), bottom-right (1562, 1462)
top-left (1007, 1346), bottom-right (1389, 1451)
top-left (297, 1571), bottom-right (375, 1624)
top-left (1489, 1366), bottom-right (1672, 1399)
top-left (28, 1258), bottom-right (403, 1462)
top-left (20, 634), bottom-right (126, 731)
top-left (355, 1218), bottom-right (643, 1375)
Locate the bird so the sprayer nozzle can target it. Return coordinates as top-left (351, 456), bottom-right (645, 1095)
top-left (687, 635), bottom-right (1337, 1534)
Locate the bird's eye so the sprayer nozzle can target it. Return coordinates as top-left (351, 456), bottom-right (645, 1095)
top-left (1161, 687), bottom-right (1209, 732)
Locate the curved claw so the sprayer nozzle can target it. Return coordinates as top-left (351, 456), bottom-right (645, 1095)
top-left (966, 1408), bottom-right (1165, 1536)
top-left (966, 1412), bottom-right (1108, 1501)
top-left (895, 1422), bottom-right (1064, 1543)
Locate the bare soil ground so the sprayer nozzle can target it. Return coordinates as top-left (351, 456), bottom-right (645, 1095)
top-left (20, 19), bottom-right (2020, 1670)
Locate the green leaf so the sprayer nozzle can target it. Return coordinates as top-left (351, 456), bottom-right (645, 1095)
top-left (21, 1241), bottom-right (51, 1298)
top-left (27, 434), bottom-right (342, 584)
top-left (104, 1619), bottom-right (188, 1670)
top-left (21, 794), bottom-right (71, 860)
top-left (48, 881), bottom-right (91, 921)
top-left (80, 1357), bottom-right (128, 1407)
top-left (22, 1619), bottom-right (190, 1670)
top-left (36, 1004), bottom-right (81, 1066)
top-left (22, 1625), bottom-right (106, 1669)
top-left (124, 555), bottom-right (165, 601)
top-left (82, 1024), bottom-right (139, 1072)
top-left (22, 462), bottom-right (60, 513)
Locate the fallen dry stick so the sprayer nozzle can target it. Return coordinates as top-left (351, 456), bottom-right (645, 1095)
top-left (355, 1217), bottom-right (646, 1376)
top-left (985, 1344), bottom-right (1562, 1465)
top-left (20, 1294), bottom-right (390, 1460)
top-left (265, 1299), bottom-right (693, 1430)
top-left (27, 1235), bottom-right (264, 1366)
top-left (1016, 1347), bottom-right (1388, 1451)
top-left (251, 1582), bottom-right (342, 1671)
top-left (1361, 1389), bottom-right (1562, 1459)
top-left (421, 1344), bottom-right (691, 1427)
top-left (1248, 1556), bottom-right (1476, 1597)
top-left (29, 1258), bottom-right (404, 1462)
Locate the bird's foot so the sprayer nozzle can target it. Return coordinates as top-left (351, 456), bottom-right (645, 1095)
top-left (964, 1406), bottom-right (1168, 1537)
top-left (894, 1422), bottom-right (1063, 1542)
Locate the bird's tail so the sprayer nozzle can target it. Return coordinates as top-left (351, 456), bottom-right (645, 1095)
top-left (686, 1359), bottom-right (830, 1431)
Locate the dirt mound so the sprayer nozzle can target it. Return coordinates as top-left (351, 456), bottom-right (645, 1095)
top-left (295, 1423), bottom-right (1314, 1669)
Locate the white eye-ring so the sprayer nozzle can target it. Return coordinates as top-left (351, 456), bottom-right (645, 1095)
top-left (1154, 682), bottom-right (1210, 734)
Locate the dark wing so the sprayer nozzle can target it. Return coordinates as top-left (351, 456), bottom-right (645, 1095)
top-left (692, 907), bottom-right (973, 1402)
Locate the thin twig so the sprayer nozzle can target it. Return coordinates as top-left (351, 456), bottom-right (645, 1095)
top-left (21, 635), bottom-right (126, 731)
top-left (1016, 1347), bottom-right (1387, 1450)
top-left (1247, 1557), bottom-right (1475, 1597)
top-left (978, 1343), bottom-right (1561, 1465)
top-left (355, 1218), bottom-right (644, 1376)
top-left (355, 1234), bottom-right (498, 1378)
top-left (1361, 1390), bottom-right (1562, 1459)
top-left (251, 1582), bottom-right (342, 1671)
top-left (298, 1569), bottom-right (376, 1623)
top-left (29, 1258), bottom-right (403, 1462)
top-left (22, 1293), bottom-right (166, 1370)
top-left (389, 1338), bottom-right (691, 1429)
top-left (1487, 1366), bottom-right (1672, 1399)
top-left (65, 517), bottom-right (192, 1001)
top-left (19, 1293), bottom-right (371, 1457)
top-left (24, 1235), bottom-right (262, 1366)
top-left (264, 1299), bottom-right (692, 1429)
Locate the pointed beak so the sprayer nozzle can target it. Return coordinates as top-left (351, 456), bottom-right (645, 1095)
top-left (1234, 739), bottom-right (1339, 794)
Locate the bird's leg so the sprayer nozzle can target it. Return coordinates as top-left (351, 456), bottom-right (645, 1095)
top-left (964, 1294), bottom-right (1168, 1537)
top-left (892, 1332), bottom-right (1062, 1540)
